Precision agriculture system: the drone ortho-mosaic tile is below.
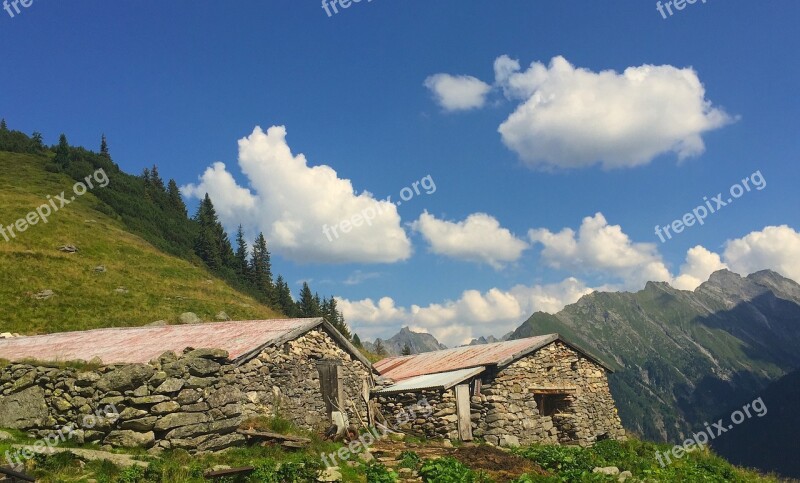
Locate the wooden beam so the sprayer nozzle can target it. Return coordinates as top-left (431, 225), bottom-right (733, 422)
top-left (529, 387), bottom-right (577, 394)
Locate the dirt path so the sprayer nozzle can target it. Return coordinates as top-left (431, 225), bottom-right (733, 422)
top-left (370, 440), bottom-right (543, 482)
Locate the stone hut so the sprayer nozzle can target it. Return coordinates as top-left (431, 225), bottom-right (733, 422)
top-left (0, 318), bottom-right (374, 452)
top-left (372, 334), bottom-right (625, 447)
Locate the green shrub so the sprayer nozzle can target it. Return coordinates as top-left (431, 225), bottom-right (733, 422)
top-left (419, 457), bottom-right (492, 483)
top-left (398, 450), bottom-right (421, 470)
top-left (364, 461), bottom-right (398, 482)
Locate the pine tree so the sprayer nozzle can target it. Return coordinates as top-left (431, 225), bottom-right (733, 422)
top-left (31, 132), bottom-right (44, 151)
top-left (193, 194), bottom-right (235, 271)
top-left (166, 179), bottom-right (187, 216)
top-left (352, 333), bottom-right (363, 348)
top-left (298, 282), bottom-right (316, 317)
top-left (274, 275), bottom-right (295, 317)
top-left (250, 232), bottom-right (273, 300)
top-left (234, 225), bottom-right (250, 280)
top-left (150, 165), bottom-right (166, 192)
top-left (100, 134), bottom-right (109, 158)
top-left (323, 296), bottom-right (351, 339)
top-left (54, 134), bottom-right (70, 167)
top-left (401, 343), bottom-right (412, 356)
top-left (374, 339), bottom-right (387, 357)
top-left (0, 119), bottom-right (7, 131)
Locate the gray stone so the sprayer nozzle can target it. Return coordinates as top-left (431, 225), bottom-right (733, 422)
top-left (120, 416), bottom-right (158, 432)
top-left (155, 378), bottom-right (185, 394)
top-left (32, 289), bottom-right (54, 300)
top-left (104, 430), bottom-right (155, 448)
top-left (196, 432), bottom-right (245, 452)
top-left (184, 348), bottom-right (229, 360)
top-left (207, 386), bottom-right (243, 408)
top-left (97, 364), bottom-right (156, 392)
top-left (215, 311), bottom-right (230, 321)
top-left (593, 466), bottom-right (620, 476)
top-left (318, 466), bottom-right (342, 482)
top-left (178, 312), bottom-right (201, 324)
top-left (153, 412), bottom-right (209, 431)
top-left (0, 386), bottom-right (50, 429)
top-left (152, 401), bottom-right (180, 414)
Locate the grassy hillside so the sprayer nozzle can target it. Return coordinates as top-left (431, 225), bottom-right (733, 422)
top-left (0, 151), bottom-right (281, 335)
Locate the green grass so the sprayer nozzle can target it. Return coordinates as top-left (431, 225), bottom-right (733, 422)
top-left (0, 151), bottom-right (281, 335)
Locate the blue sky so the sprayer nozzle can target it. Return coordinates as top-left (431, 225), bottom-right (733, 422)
top-left (2, 1), bottom-right (799, 345)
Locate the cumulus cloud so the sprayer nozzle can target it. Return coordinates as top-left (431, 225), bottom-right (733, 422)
top-left (529, 213), bottom-right (672, 288)
top-left (430, 55), bottom-right (735, 169)
top-left (411, 211), bottom-right (529, 268)
top-left (182, 126), bottom-right (412, 264)
top-left (723, 225), bottom-right (800, 282)
top-left (424, 73), bottom-right (492, 111)
top-left (338, 278), bottom-right (593, 346)
top-left (672, 246), bottom-right (728, 290)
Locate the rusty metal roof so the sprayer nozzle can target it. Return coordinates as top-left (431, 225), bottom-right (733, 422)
top-left (374, 334), bottom-right (614, 381)
top-left (373, 366), bottom-right (486, 395)
top-left (0, 318), bottom-right (327, 365)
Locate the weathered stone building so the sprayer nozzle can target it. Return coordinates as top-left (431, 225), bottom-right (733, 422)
top-left (373, 334), bottom-right (625, 447)
top-left (0, 318), bottom-right (374, 451)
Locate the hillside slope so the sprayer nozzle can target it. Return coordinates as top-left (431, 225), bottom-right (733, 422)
top-left (510, 269), bottom-right (800, 443)
top-left (0, 151), bottom-right (281, 335)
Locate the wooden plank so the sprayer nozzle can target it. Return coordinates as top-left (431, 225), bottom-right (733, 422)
top-left (529, 387), bottom-right (577, 395)
top-left (455, 383), bottom-right (473, 441)
top-left (0, 466), bottom-right (36, 482)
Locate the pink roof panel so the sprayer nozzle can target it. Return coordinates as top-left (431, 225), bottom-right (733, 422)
top-left (374, 334), bottom-right (558, 381)
top-left (0, 318), bottom-right (322, 365)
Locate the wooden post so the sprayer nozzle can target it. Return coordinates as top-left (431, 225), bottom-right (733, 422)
top-left (455, 384), bottom-right (473, 441)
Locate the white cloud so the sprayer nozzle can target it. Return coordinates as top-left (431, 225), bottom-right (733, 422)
top-left (411, 211), bottom-right (529, 268)
top-left (529, 213), bottom-right (672, 289)
top-left (496, 56), bottom-right (735, 169)
top-left (343, 270), bottom-right (381, 286)
top-left (432, 55), bottom-right (735, 169)
top-left (723, 225), bottom-right (800, 282)
top-left (672, 246), bottom-right (728, 290)
top-left (182, 126), bottom-right (412, 264)
top-left (424, 73), bottom-right (492, 111)
top-left (338, 278), bottom-right (593, 346)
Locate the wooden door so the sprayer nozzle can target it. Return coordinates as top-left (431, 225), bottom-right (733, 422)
top-left (455, 383), bottom-right (473, 441)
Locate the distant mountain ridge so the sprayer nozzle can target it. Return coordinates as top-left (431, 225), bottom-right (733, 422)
top-left (509, 269), bottom-right (800, 443)
top-left (467, 332), bottom-right (512, 346)
top-left (365, 326), bottom-right (447, 356)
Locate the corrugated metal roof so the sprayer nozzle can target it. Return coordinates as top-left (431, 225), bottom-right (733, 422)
top-left (373, 366), bottom-right (485, 395)
top-left (374, 335), bottom-right (559, 381)
top-left (0, 318), bottom-right (325, 365)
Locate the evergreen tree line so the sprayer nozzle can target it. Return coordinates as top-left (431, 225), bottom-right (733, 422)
top-left (0, 122), bottom-right (354, 341)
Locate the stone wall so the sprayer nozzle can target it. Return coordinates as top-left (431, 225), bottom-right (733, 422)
top-left (373, 389), bottom-right (454, 439)
top-left (473, 341), bottom-right (625, 447)
top-left (0, 327), bottom-right (373, 452)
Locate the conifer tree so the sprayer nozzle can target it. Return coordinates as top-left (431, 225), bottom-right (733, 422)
top-left (31, 132), bottom-right (44, 151)
top-left (166, 179), bottom-right (187, 216)
top-left (0, 119), bottom-right (7, 131)
top-left (352, 333), bottom-right (363, 348)
top-left (150, 165), bottom-right (166, 192)
top-left (193, 194), bottom-right (235, 271)
top-left (274, 275), bottom-right (295, 317)
top-left (234, 225), bottom-right (250, 280)
top-left (54, 134), bottom-right (70, 167)
top-left (298, 282), bottom-right (316, 317)
top-left (374, 339), bottom-right (387, 357)
top-left (100, 134), bottom-right (109, 158)
top-left (401, 344), bottom-right (412, 356)
top-left (250, 232), bottom-right (273, 300)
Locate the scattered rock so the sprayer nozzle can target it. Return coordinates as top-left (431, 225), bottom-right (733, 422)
top-left (0, 386), bottom-right (50, 428)
top-left (58, 245), bottom-right (78, 253)
top-left (178, 312), bottom-right (201, 324)
top-left (32, 289), bottom-right (54, 300)
top-left (0, 430), bottom-right (13, 441)
top-left (593, 466), bottom-right (620, 476)
top-left (317, 466), bottom-right (342, 482)
top-left (104, 430), bottom-right (155, 448)
top-left (618, 470), bottom-right (633, 482)
top-left (215, 311), bottom-right (230, 321)
top-left (442, 439), bottom-right (454, 448)
top-left (114, 286), bottom-right (129, 294)
top-left (94, 265), bottom-right (106, 273)
top-left (0, 332), bottom-right (21, 339)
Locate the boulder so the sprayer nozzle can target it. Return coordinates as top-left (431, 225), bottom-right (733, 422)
top-left (97, 364), bottom-right (155, 392)
top-left (178, 312), bottom-right (201, 324)
top-left (104, 430), bottom-right (155, 448)
top-left (0, 386), bottom-right (50, 429)
top-left (207, 386), bottom-right (243, 409)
